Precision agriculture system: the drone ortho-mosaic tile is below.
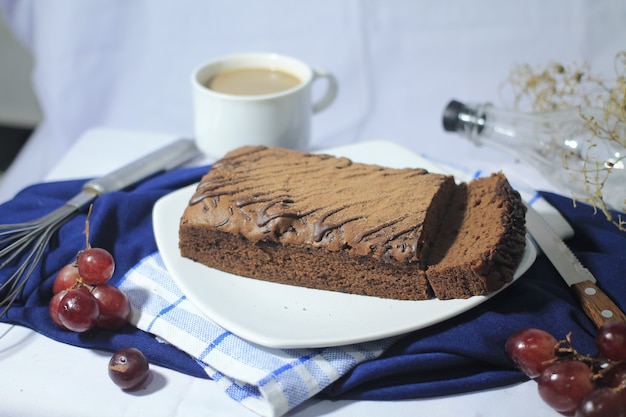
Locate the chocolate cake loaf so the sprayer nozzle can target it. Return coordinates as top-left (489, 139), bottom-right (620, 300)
top-left (179, 145), bottom-right (526, 300)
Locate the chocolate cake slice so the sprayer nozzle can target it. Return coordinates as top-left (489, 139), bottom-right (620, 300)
top-left (425, 173), bottom-right (527, 299)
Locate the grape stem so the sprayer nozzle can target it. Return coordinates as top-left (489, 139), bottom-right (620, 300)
top-left (550, 331), bottom-right (626, 393)
top-left (84, 204), bottom-right (93, 250)
top-left (539, 332), bottom-right (583, 368)
top-left (553, 332), bottom-right (590, 360)
top-left (615, 378), bottom-right (626, 394)
top-left (592, 359), bottom-right (626, 388)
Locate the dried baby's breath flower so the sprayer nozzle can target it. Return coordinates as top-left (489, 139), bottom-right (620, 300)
top-left (502, 52), bottom-right (626, 231)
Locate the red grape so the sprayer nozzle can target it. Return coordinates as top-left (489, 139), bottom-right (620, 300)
top-left (505, 328), bottom-right (558, 378)
top-left (58, 287), bottom-right (100, 332)
top-left (538, 360), bottom-right (594, 414)
top-left (77, 247), bottom-right (115, 285)
top-left (601, 361), bottom-right (626, 389)
top-left (108, 347), bottom-right (150, 390)
top-left (49, 290), bottom-right (68, 329)
top-left (52, 263), bottom-right (82, 294)
top-left (92, 284), bottom-right (131, 330)
top-left (575, 387), bottom-right (626, 417)
top-left (596, 321), bottom-right (626, 361)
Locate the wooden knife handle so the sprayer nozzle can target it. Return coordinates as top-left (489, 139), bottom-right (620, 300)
top-left (571, 281), bottom-right (626, 328)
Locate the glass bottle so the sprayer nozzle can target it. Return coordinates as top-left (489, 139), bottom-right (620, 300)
top-left (442, 99), bottom-right (626, 213)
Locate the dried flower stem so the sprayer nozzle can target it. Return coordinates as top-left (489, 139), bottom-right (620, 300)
top-left (502, 51), bottom-right (626, 231)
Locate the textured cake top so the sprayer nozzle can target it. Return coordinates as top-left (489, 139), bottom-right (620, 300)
top-left (184, 146), bottom-right (454, 264)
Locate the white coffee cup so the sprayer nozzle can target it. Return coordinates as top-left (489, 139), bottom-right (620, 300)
top-left (191, 52), bottom-right (338, 158)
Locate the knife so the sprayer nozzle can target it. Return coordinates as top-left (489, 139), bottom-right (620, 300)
top-left (524, 203), bottom-right (626, 328)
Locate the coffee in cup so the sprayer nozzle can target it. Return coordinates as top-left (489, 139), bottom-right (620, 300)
top-left (205, 68), bottom-right (302, 96)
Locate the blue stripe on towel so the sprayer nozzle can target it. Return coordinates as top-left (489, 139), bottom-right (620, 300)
top-left (147, 295), bottom-right (186, 332)
top-left (197, 331), bottom-right (232, 361)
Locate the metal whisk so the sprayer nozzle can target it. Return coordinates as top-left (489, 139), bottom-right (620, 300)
top-left (0, 139), bottom-right (200, 315)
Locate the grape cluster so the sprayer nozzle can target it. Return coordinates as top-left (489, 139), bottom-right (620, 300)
top-left (506, 321), bottom-right (626, 416)
top-left (49, 247), bottom-right (131, 332)
top-left (48, 208), bottom-right (130, 332)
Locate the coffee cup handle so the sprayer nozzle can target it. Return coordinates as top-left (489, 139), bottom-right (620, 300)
top-left (311, 68), bottom-right (338, 114)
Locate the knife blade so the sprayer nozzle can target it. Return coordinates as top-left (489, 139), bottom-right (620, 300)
top-left (524, 203), bottom-right (626, 328)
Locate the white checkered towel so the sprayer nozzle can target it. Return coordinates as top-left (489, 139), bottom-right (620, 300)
top-left (118, 253), bottom-right (396, 417)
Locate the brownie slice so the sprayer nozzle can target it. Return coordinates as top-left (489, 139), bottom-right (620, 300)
top-left (425, 173), bottom-right (527, 299)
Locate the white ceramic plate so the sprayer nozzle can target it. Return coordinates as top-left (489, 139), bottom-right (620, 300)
top-left (153, 141), bottom-right (536, 348)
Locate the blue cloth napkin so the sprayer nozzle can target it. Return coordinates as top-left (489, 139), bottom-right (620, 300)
top-left (1, 166), bottom-right (625, 416)
top-left (0, 166), bottom-right (211, 379)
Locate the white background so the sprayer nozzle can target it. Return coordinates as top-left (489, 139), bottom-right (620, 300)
top-left (1, 1), bottom-right (625, 202)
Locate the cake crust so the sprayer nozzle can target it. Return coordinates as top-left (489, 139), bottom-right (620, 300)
top-left (179, 146), bottom-right (526, 300)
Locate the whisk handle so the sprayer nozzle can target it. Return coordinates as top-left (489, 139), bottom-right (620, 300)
top-left (82, 139), bottom-right (201, 195)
